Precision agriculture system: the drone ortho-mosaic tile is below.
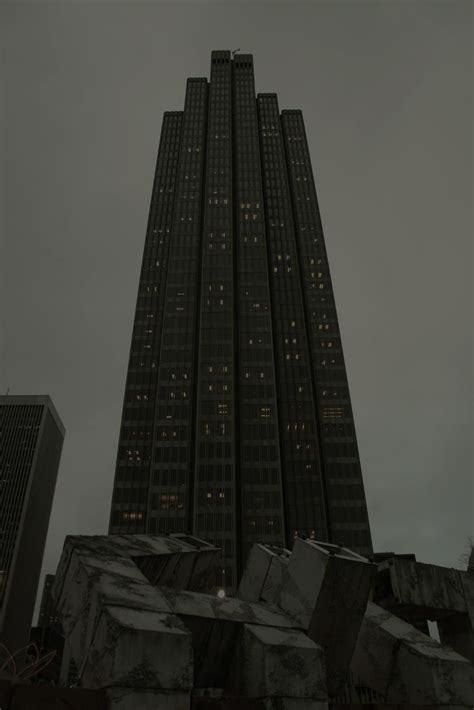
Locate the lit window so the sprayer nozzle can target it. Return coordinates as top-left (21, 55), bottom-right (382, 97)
top-left (121, 511), bottom-right (144, 522)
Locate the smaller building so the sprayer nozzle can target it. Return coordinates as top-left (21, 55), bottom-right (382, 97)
top-left (28, 574), bottom-right (64, 685)
top-left (38, 573), bottom-right (62, 632)
top-left (0, 395), bottom-right (65, 655)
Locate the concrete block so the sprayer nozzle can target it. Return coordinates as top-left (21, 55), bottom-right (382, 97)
top-left (81, 606), bottom-right (193, 691)
top-left (261, 550), bottom-right (290, 605)
top-left (164, 588), bottom-right (298, 689)
top-left (134, 548), bottom-right (219, 592)
top-left (238, 545), bottom-right (280, 602)
top-left (351, 601), bottom-right (474, 705)
top-left (186, 616), bottom-right (240, 688)
top-left (234, 623), bottom-right (327, 699)
top-left (375, 557), bottom-right (468, 614)
top-left (438, 611), bottom-right (474, 666)
top-left (278, 539), bottom-right (376, 695)
top-left (161, 587), bottom-right (297, 629)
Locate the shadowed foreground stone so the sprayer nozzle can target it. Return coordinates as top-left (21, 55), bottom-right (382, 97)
top-left (373, 555), bottom-right (474, 665)
top-left (351, 600), bottom-right (474, 704)
top-left (52, 533), bottom-right (474, 710)
top-left (238, 539), bottom-right (376, 696)
top-left (53, 534), bottom-right (327, 709)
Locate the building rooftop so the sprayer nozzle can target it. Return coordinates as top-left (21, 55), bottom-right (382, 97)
top-left (0, 394), bottom-right (65, 436)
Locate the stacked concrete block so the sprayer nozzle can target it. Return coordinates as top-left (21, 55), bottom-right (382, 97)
top-left (251, 539), bottom-right (376, 696)
top-left (52, 533), bottom-right (474, 709)
top-left (374, 556), bottom-right (474, 665)
top-left (351, 600), bottom-right (474, 705)
top-left (153, 586), bottom-right (300, 689)
top-left (238, 544), bottom-right (290, 604)
top-left (235, 624), bottom-right (326, 699)
top-left (53, 534), bottom-right (328, 710)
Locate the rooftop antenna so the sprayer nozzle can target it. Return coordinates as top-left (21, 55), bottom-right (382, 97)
top-left (232, 49), bottom-right (240, 57)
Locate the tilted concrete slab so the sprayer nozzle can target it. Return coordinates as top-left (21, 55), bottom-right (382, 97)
top-left (374, 557), bottom-right (469, 615)
top-left (238, 544), bottom-right (290, 603)
top-left (158, 587), bottom-right (304, 689)
top-left (230, 623), bottom-right (327, 699)
top-left (53, 534), bottom-right (327, 709)
top-left (134, 548), bottom-right (219, 592)
top-left (261, 548), bottom-right (291, 605)
top-left (374, 556), bottom-right (474, 664)
top-left (351, 600), bottom-right (474, 705)
top-left (277, 539), bottom-right (376, 695)
top-left (81, 606), bottom-right (193, 691)
top-left (53, 533), bottom-right (474, 709)
top-left (240, 539), bottom-right (375, 695)
top-left (160, 586), bottom-right (298, 629)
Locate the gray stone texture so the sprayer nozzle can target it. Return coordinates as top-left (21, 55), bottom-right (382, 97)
top-left (53, 534), bottom-right (327, 709)
top-left (374, 556), bottom-right (474, 664)
top-left (234, 623), bottom-right (327, 699)
top-left (351, 600), bottom-right (474, 705)
top-left (52, 534), bottom-right (474, 709)
top-left (277, 539), bottom-right (376, 695)
top-left (239, 539), bottom-right (376, 695)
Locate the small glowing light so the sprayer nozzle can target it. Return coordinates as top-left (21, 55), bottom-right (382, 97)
top-left (217, 589), bottom-right (226, 599)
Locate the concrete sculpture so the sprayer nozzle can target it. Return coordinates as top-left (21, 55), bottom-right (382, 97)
top-left (51, 534), bottom-right (474, 710)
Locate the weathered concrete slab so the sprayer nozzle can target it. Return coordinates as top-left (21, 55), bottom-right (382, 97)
top-left (351, 600), bottom-right (474, 704)
top-left (185, 616), bottom-right (240, 688)
top-left (375, 557), bottom-right (468, 615)
top-left (53, 533), bottom-right (474, 709)
top-left (374, 556), bottom-right (474, 664)
top-left (81, 606), bottom-right (193, 691)
top-left (233, 624), bottom-right (327, 699)
top-left (261, 549), bottom-right (290, 605)
top-left (52, 534), bottom-right (220, 606)
top-left (278, 539), bottom-right (376, 695)
top-left (238, 544), bottom-right (275, 602)
top-left (134, 548), bottom-right (219, 592)
top-left (160, 586), bottom-right (298, 629)
top-left (238, 545), bottom-right (290, 602)
top-left (54, 553), bottom-right (173, 670)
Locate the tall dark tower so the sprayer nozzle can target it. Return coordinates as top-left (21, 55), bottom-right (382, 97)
top-left (109, 51), bottom-right (372, 591)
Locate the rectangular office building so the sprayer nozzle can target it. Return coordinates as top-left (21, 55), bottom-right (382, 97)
top-left (0, 395), bottom-right (65, 653)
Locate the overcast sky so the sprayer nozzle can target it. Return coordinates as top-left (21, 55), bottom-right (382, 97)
top-left (1, 0), bottom-right (472, 619)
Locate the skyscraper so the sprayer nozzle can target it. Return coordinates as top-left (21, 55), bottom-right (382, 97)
top-left (0, 395), bottom-right (65, 653)
top-left (109, 51), bottom-right (372, 591)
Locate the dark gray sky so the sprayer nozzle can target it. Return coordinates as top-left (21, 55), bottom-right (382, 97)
top-left (1, 1), bottom-right (472, 617)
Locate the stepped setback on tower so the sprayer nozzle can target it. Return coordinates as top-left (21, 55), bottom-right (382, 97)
top-left (109, 51), bottom-right (372, 591)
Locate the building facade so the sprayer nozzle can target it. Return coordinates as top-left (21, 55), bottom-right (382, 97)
top-left (29, 574), bottom-right (64, 685)
top-left (109, 51), bottom-right (372, 591)
top-left (0, 395), bottom-right (65, 653)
